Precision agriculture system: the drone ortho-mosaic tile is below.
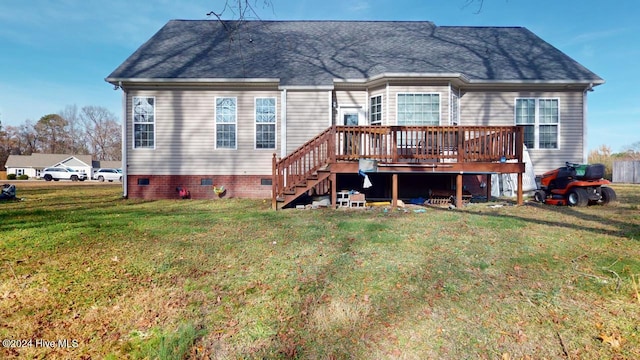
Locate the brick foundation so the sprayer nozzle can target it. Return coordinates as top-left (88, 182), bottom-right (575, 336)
top-left (126, 175), bottom-right (272, 200)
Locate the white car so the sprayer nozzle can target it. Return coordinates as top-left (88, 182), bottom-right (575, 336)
top-left (93, 168), bottom-right (122, 182)
top-left (42, 167), bottom-right (88, 181)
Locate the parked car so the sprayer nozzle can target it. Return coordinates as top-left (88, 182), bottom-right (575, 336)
top-left (42, 167), bottom-right (88, 181)
top-left (93, 168), bottom-right (122, 182)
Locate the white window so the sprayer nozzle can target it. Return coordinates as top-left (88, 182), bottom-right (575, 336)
top-left (397, 93), bottom-right (440, 125)
top-left (215, 97), bottom-right (237, 149)
top-left (133, 97), bottom-right (155, 149)
top-left (515, 98), bottom-right (559, 149)
top-left (450, 91), bottom-right (460, 125)
top-left (255, 97), bottom-right (276, 149)
top-left (370, 95), bottom-right (382, 125)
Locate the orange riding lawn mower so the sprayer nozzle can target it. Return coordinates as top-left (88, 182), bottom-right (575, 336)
top-left (533, 162), bottom-right (616, 206)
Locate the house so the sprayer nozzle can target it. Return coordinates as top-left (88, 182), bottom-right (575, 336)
top-left (105, 20), bottom-right (603, 207)
top-left (5, 153), bottom-right (121, 179)
top-left (5, 153), bottom-right (93, 179)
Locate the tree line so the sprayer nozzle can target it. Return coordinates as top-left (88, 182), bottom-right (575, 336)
top-left (588, 143), bottom-right (640, 180)
top-left (0, 105), bottom-right (121, 169)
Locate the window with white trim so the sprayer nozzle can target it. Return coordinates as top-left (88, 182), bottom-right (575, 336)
top-left (133, 97), bottom-right (155, 149)
top-left (215, 97), bottom-right (237, 149)
top-left (515, 98), bottom-right (559, 149)
top-left (370, 95), bottom-right (382, 125)
top-left (255, 97), bottom-right (276, 149)
top-left (450, 91), bottom-right (460, 125)
top-left (397, 93), bottom-right (440, 125)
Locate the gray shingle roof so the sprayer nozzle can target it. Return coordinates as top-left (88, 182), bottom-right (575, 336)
top-left (107, 20), bottom-right (602, 86)
top-left (5, 153), bottom-right (93, 169)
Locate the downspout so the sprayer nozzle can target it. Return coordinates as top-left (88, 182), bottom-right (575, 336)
top-left (582, 83), bottom-right (593, 163)
top-left (328, 91), bottom-right (333, 127)
top-left (366, 87), bottom-right (370, 125)
top-left (119, 81), bottom-right (128, 198)
top-left (280, 89), bottom-right (287, 158)
top-left (385, 81), bottom-right (390, 125)
top-left (448, 82), bottom-right (452, 126)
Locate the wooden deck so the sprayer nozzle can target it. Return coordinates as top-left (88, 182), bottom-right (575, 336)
top-left (272, 125), bottom-right (525, 209)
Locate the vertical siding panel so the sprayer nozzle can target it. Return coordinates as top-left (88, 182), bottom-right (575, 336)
top-left (285, 90), bottom-right (331, 154)
top-left (460, 90), bottom-right (585, 174)
top-left (126, 89), bottom-right (280, 175)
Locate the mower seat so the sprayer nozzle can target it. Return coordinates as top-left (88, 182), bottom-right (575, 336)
top-left (577, 164), bottom-right (605, 180)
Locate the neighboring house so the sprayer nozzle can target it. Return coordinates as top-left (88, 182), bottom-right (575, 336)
top-left (105, 20), bottom-right (603, 206)
top-left (5, 154), bottom-right (93, 179)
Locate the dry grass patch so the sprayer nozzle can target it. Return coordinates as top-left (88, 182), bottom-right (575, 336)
top-left (1, 183), bottom-right (639, 359)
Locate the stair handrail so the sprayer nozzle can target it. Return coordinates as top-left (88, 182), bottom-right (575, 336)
top-left (272, 126), bottom-right (336, 203)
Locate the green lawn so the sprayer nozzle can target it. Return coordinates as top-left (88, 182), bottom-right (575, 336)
top-left (1, 184), bottom-right (639, 359)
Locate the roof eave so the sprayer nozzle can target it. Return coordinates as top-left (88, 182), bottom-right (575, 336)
top-left (105, 77), bottom-right (281, 87)
top-left (462, 79), bottom-right (605, 91)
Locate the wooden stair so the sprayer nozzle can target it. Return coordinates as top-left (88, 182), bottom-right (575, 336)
top-left (277, 168), bottom-right (332, 209)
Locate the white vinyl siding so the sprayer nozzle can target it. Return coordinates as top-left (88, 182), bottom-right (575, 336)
top-left (255, 97), bottom-right (276, 149)
top-left (125, 89), bottom-right (280, 175)
top-left (459, 90), bottom-right (582, 174)
top-left (215, 97), bottom-right (237, 149)
top-left (286, 90), bottom-right (331, 154)
top-left (132, 96), bottom-right (155, 149)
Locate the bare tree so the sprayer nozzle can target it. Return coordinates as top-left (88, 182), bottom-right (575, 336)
top-left (59, 104), bottom-right (89, 154)
top-left (12, 121), bottom-right (38, 155)
top-left (463, 0), bottom-right (485, 13)
top-left (462, 0), bottom-right (511, 13)
top-left (0, 121), bottom-right (7, 169)
top-left (80, 106), bottom-right (121, 161)
top-left (207, 0), bottom-right (272, 21)
top-left (34, 114), bottom-right (72, 154)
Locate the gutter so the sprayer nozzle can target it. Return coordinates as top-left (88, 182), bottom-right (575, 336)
top-left (118, 81), bottom-right (128, 198)
top-left (582, 83), bottom-right (594, 163)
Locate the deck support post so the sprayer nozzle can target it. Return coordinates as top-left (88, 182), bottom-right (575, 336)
top-left (517, 172), bottom-right (523, 205)
top-left (455, 173), bottom-right (463, 208)
top-left (272, 153), bottom-right (278, 210)
top-left (391, 173), bottom-right (398, 208)
top-left (486, 174), bottom-right (492, 202)
top-left (330, 173), bottom-right (337, 209)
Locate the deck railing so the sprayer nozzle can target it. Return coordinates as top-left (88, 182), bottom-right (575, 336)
top-left (274, 125), bottom-right (523, 200)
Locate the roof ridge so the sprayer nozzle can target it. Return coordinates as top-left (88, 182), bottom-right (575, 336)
top-left (168, 19), bottom-right (436, 24)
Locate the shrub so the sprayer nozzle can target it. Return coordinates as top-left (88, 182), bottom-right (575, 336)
top-left (18, 174), bottom-right (29, 180)
top-left (6, 173), bottom-right (17, 180)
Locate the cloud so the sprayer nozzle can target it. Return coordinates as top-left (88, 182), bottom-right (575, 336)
top-left (564, 28), bottom-right (629, 47)
top-left (348, 1), bottom-right (371, 12)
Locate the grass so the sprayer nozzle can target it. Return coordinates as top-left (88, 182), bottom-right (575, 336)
top-left (1, 183), bottom-right (639, 359)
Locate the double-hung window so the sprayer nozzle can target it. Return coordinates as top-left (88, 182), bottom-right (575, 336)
top-left (255, 97), bottom-right (276, 149)
top-left (450, 91), bottom-right (460, 125)
top-left (133, 97), bottom-right (155, 149)
top-left (370, 95), bottom-right (382, 125)
top-left (515, 98), bottom-right (559, 149)
top-left (215, 97), bottom-right (237, 149)
top-left (397, 93), bottom-right (440, 125)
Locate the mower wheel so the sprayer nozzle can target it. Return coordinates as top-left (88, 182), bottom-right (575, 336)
top-left (533, 190), bottom-right (546, 203)
top-left (600, 187), bottom-right (617, 205)
top-left (567, 188), bottom-right (589, 207)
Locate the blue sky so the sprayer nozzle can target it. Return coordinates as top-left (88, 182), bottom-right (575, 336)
top-left (1, 0), bottom-right (638, 153)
